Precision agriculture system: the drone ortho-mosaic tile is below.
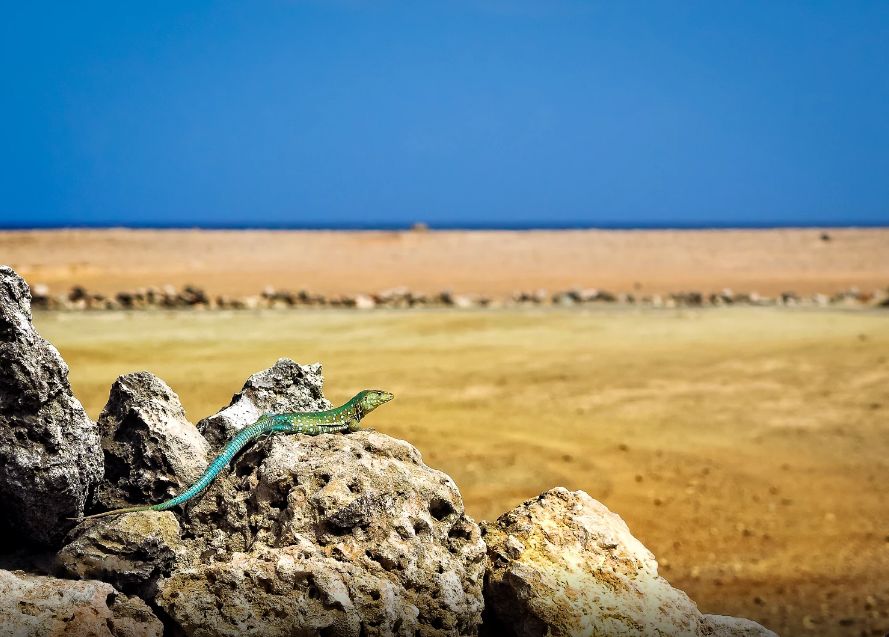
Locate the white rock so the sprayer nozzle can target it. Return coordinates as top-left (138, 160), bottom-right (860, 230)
top-left (0, 569), bottom-right (162, 637)
top-left (96, 371), bottom-right (209, 509)
top-left (483, 488), bottom-right (778, 637)
top-left (196, 358), bottom-right (330, 448)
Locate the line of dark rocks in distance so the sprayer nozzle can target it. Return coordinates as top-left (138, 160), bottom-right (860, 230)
top-left (27, 282), bottom-right (889, 311)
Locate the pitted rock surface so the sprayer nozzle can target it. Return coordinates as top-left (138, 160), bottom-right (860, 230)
top-left (482, 488), bottom-right (777, 637)
top-left (57, 511), bottom-right (182, 598)
top-left (157, 430), bottom-right (486, 636)
top-left (96, 371), bottom-right (209, 510)
top-left (157, 545), bottom-right (417, 637)
top-left (197, 358), bottom-right (330, 449)
top-left (0, 568), bottom-right (163, 637)
top-left (702, 615), bottom-right (781, 637)
top-left (0, 266), bottom-right (102, 545)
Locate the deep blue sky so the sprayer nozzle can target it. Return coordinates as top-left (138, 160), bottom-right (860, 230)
top-left (2, 1), bottom-right (888, 228)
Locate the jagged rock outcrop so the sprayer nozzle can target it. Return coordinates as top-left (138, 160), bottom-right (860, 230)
top-left (0, 266), bottom-right (103, 545)
top-left (56, 359), bottom-right (485, 636)
top-left (482, 488), bottom-right (777, 637)
top-left (96, 371), bottom-right (208, 510)
top-left (157, 430), bottom-right (487, 636)
top-left (197, 358), bottom-right (330, 449)
top-left (0, 568), bottom-right (163, 637)
top-left (57, 511), bottom-right (182, 598)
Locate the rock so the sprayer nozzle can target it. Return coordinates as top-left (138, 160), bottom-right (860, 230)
top-left (96, 372), bottom-right (209, 510)
top-left (451, 294), bottom-right (476, 309)
top-left (295, 289), bottom-right (326, 306)
top-left (482, 488), bottom-right (776, 637)
top-left (374, 287), bottom-right (412, 308)
top-left (747, 292), bottom-right (772, 306)
top-left (702, 614), bottom-right (779, 636)
top-left (57, 511), bottom-right (182, 597)
top-left (710, 289), bottom-right (735, 306)
top-left (29, 283), bottom-right (52, 310)
top-left (178, 285), bottom-right (209, 307)
top-left (331, 294), bottom-right (357, 308)
top-left (116, 291), bottom-right (136, 309)
top-left (436, 290), bottom-right (476, 309)
top-left (262, 287), bottom-right (297, 308)
top-left (354, 294), bottom-right (376, 310)
top-left (552, 290), bottom-right (578, 306)
top-left (573, 288), bottom-right (598, 303)
top-left (514, 290), bottom-right (548, 304)
top-left (157, 430), bottom-right (486, 636)
top-left (158, 285), bottom-right (179, 308)
top-left (158, 545), bottom-right (411, 637)
top-left (779, 291), bottom-right (799, 306)
top-left (197, 358), bottom-right (330, 449)
top-left (214, 294), bottom-right (245, 310)
top-left (671, 291), bottom-right (704, 307)
top-left (0, 568), bottom-right (163, 637)
top-left (0, 266), bottom-right (103, 545)
top-left (68, 285), bottom-right (89, 302)
top-left (437, 290), bottom-right (457, 306)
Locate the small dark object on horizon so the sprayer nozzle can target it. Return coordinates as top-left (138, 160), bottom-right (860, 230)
top-left (820, 232), bottom-right (831, 242)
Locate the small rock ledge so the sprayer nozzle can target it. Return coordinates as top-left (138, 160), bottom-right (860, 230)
top-left (0, 266), bottom-right (777, 636)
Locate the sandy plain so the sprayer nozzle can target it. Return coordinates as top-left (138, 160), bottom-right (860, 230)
top-left (3, 227), bottom-right (889, 296)
top-left (5, 228), bottom-right (889, 636)
top-left (32, 306), bottom-right (889, 637)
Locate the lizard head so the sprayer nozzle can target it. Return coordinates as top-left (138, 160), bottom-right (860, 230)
top-left (356, 389), bottom-right (394, 414)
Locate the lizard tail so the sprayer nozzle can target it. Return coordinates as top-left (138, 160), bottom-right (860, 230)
top-left (68, 505), bottom-right (154, 521)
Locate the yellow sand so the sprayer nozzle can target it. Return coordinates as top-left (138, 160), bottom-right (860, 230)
top-left (34, 307), bottom-right (889, 637)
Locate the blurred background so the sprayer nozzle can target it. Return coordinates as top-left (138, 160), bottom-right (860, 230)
top-left (2, 3), bottom-right (888, 636)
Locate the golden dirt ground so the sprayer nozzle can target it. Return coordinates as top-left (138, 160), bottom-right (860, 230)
top-left (4, 227), bottom-right (889, 296)
top-left (33, 307), bottom-right (889, 637)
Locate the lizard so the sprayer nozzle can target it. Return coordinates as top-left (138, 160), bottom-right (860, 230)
top-left (74, 389), bottom-right (394, 520)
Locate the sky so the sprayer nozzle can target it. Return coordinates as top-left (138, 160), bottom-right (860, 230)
top-left (1, 1), bottom-right (888, 229)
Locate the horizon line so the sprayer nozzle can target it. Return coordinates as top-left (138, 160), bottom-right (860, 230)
top-left (2, 221), bottom-right (888, 232)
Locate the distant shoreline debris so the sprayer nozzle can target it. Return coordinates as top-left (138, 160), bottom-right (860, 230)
top-left (26, 283), bottom-right (889, 311)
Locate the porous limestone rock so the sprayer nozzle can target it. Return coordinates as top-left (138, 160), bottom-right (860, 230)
top-left (96, 371), bottom-right (208, 510)
top-left (0, 266), bottom-right (103, 545)
top-left (702, 615), bottom-right (780, 637)
top-left (0, 568), bottom-right (163, 637)
top-left (158, 545), bottom-right (414, 637)
top-left (197, 358), bottom-right (330, 449)
top-left (57, 511), bottom-right (182, 598)
top-left (156, 430), bottom-right (486, 637)
top-left (482, 488), bottom-right (777, 637)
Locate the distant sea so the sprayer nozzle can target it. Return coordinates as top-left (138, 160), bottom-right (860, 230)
top-left (1, 221), bottom-right (887, 231)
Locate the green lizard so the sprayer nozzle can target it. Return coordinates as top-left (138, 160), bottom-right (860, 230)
top-left (76, 389), bottom-right (394, 520)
